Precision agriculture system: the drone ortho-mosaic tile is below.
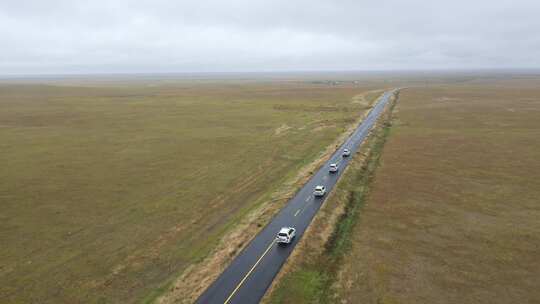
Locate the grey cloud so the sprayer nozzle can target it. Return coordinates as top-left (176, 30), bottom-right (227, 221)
top-left (1, 0), bottom-right (539, 74)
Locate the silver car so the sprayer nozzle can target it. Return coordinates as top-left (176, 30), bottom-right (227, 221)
top-left (277, 227), bottom-right (296, 244)
top-left (314, 185), bottom-right (326, 197)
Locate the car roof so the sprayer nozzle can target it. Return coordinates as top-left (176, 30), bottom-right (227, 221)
top-left (315, 185), bottom-right (324, 189)
top-left (330, 163), bottom-right (337, 166)
top-left (279, 227), bottom-right (293, 233)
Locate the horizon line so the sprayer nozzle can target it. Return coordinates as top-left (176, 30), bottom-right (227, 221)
top-left (2, 67), bottom-right (540, 80)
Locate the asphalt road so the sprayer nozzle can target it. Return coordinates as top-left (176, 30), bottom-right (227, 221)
top-left (196, 90), bottom-right (396, 304)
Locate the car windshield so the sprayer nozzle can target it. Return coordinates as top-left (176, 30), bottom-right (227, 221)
top-left (278, 233), bottom-right (287, 237)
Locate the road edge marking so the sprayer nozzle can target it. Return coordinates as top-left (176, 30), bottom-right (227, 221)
top-left (223, 239), bottom-right (277, 304)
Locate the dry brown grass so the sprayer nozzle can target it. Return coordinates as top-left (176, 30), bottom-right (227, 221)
top-left (0, 77), bottom-right (386, 303)
top-left (336, 79), bottom-right (540, 304)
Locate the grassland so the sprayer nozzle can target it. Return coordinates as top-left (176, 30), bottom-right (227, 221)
top-left (266, 76), bottom-right (540, 303)
top-left (0, 78), bottom-right (389, 303)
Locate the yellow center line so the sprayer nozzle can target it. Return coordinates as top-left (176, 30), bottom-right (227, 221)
top-left (223, 239), bottom-right (277, 304)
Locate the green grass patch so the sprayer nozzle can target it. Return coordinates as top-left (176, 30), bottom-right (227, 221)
top-left (270, 270), bottom-right (328, 303)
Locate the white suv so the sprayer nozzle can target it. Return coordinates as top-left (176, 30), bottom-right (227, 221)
top-left (314, 185), bottom-right (326, 197)
top-left (329, 163), bottom-right (338, 173)
top-left (276, 227), bottom-right (296, 244)
top-left (342, 148), bottom-right (351, 157)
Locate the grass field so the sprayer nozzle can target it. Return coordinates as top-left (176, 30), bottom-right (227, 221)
top-left (266, 76), bottom-right (540, 303)
top-left (336, 79), bottom-right (540, 304)
top-left (0, 78), bottom-right (388, 303)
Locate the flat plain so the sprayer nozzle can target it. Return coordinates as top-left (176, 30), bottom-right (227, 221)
top-left (336, 78), bottom-right (540, 303)
top-left (0, 77), bottom-right (386, 303)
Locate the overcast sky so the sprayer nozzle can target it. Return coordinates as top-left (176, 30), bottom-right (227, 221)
top-left (1, 0), bottom-right (539, 75)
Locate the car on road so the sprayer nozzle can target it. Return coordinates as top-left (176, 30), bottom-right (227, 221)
top-left (314, 185), bottom-right (326, 197)
top-left (329, 163), bottom-right (339, 173)
top-left (276, 227), bottom-right (296, 244)
top-left (342, 148), bottom-right (351, 157)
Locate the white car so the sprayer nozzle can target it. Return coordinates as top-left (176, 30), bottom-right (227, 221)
top-left (276, 227), bottom-right (296, 244)
top-left (342, 148), bottom-right (351, 157)
top-left (329, 163), bottom-right (339, 173)
top-left (314, 185), bottom-right (326, 197)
